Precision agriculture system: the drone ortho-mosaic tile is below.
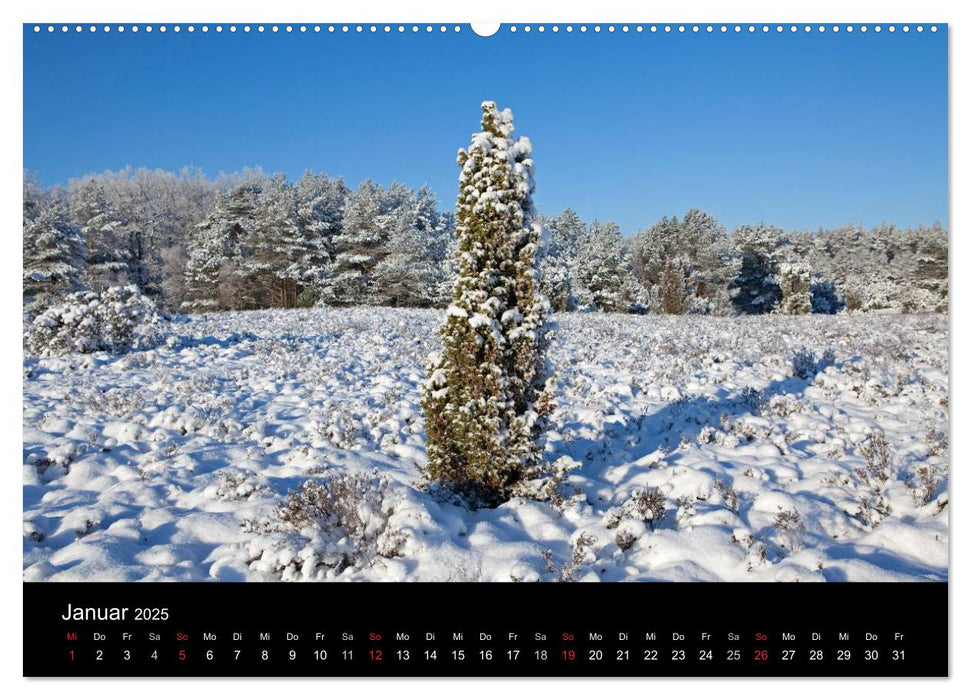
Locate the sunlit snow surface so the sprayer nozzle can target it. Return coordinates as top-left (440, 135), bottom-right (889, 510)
top-left (24, 308), bottom-right (948, 582)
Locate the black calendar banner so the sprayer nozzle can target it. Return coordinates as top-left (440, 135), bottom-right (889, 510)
top-left (24, 582), bottom-right (947, 677)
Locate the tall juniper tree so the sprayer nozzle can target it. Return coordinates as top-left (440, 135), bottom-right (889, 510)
top-left (421, 102), bottom-right (554, 506)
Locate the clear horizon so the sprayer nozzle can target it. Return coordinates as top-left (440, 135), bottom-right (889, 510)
top-left (23, 24), bottom-right (948, 234)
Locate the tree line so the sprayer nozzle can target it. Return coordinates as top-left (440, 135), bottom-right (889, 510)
top-left (23, 167), bottom-right (947, 318)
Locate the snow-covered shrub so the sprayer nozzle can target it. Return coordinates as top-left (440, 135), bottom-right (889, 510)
top-left (772, 508), bottom-right (806, 552)
top-left (543, 533), bottom-right (597, 582)
top-left (858, 431), bottom-right (894, 485)
top-left (739, 386), bottom-right (766, 414)
top-left (925, 429), bottom-right (948, 457)
top-left (791, 346), bottom-right (836, 379)
top-left (245, 470), bottom-right (406, 580)
top-left (909, 465), bottom-right (942, 507)
top-left (715, 478), bottom-right (741, 514)
top-left (857, 492), bottom-right (892, 527)
top-left (764, 394), bottom-right (805, 419)
top-left (25, 285), bottom-right (165, 357)
top-left (731, 528), bottom-right (754, 549)
top-left (854, 432), bottom-right (895, 526)
top-left (207, 470), bottom-right (271, 502)
top-left (513, 455), bottom-right (580, 510)
top-left (607, 486), bottom-right (667, 531)
top-left (614, 529), bottom-right (637, 551)
top-left (792, 348), bottom-right (816, 379)
top-left (70, 385), bottom-right (147, 418)
top-left (674, 495), bottom-right (697, 525)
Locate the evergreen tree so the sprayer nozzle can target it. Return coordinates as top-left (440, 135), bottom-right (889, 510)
top-left (241, 173), bottom-right (324, 308)
top-left (294, 170), bottom-right (348, 303)
top-left (69, 176), bottom-right (130, 291)
top-left (632, 209), bottom-right (736, 314)
top-left (421, 101), bottom-right (554, 506)
top-left (433, 212), bottom-right (460, 307)
top-left (23, 191), bottom-right (86, 316)
top-left (538, 209), bottom-right (585, 311)
top-left (915, 222), bottom-right (948, 312)
top-left (776, 262), bottom-right (812, 314)
top-left (572, 220), bottom-right (639, 313)
top-left (539, 251), bottom-right (573, 312)
top-left (730, 222), bottom-right (786, 314)
top-left (321, 180), bottom-right (391, 305)
top-left (372, 186), bottom-right (450, 307)
top-left (183, 182), bottom-right (261, 310)
top-left (809, 274), bottom-right (844, 314)
top-left (658, 257), bottom-right (691, 315)
top-left (23, 172), bottom-right (43, 223)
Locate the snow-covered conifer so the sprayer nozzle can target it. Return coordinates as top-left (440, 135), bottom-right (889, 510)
top-left (809, 275), bottom-right (844, 314)
top-left (294, 170), bottom-right (349, 301)
top-left (572, 220), bottom-right (639, 313)
top-left (320, 180), bottom-right (391, 305)
top-left (658, 257), bottom-right (691, 315)
top-left (23, 191), bottom-right (86, 316)
top-left (730, 222), bottom-right (786, 314)
top-left (540, 253), bottom-right (573, 312)
top-left (421, 102), bottom-right (554, 505)
top-left (372, 186), bottom-right (450, 307)
top-left (632, 209), bottom-right (736, 314)
top-left (183, 182), bottom-right (262, 310)
top-left (776, 262), bottom-right (812, 314)
top-left (69, 176), bottom-right (130, 291)
top-left (539, 209), bottom-right (585, 311)
top-left (242, 174), bottom-right (322, 308)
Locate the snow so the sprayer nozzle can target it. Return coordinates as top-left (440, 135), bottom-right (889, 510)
top-left (23, 307), bottom-right (947, 582)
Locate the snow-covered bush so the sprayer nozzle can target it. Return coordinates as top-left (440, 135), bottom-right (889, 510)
top-left (25, 285), bottom-right (165, 357)
top-left (772, 508), bottom-right (806, 552)
top-left (792, 346), bottom-right (836, 379)
top-left (207, 470), bottom-right (271, 502)
top-left (854, 432), bottom-right (895, 526)
top-left (714, 478), bottom-right (741, 514)
top-left (909, 465), bottom-right (941, 507)
top-left (605, 487), bottom-right (668, 531)
top-left (543, 532), bottom-right (597, 582)
top-left (858, 431), bottom-right (895, 484)
top-left (245, 470), bottom-right (407, 580)
top-left (614, 529), bottom-right (637, 551)
top-left (513, 455), bottom-right (581, 511)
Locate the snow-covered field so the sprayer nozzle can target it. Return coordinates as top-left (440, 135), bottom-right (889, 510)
top-left (23, 308), bottom-right (948, 582)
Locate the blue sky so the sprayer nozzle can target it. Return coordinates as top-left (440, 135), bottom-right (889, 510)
top-left (23, 25), bottom-right (947, 234)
